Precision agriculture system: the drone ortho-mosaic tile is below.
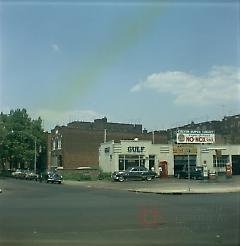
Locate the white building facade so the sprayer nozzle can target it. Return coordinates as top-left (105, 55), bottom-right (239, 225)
top-left (99, 139), bottom-right (240, 176)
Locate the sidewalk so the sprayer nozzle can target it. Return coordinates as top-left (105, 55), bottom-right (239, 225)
top-left (64, 176), bottom-right (240, 194)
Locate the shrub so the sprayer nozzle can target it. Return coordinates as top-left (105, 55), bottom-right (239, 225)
top-left (78, 173), bottom-right (92, 181)
top-left (98, 171), bottom-right (111, 180)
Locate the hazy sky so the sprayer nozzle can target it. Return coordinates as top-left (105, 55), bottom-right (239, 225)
top-left (1, 0), bottom-right (239, 131)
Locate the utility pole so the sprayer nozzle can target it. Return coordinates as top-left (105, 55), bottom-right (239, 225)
top-left (104, 129), bottom-right (107, 143)
top-left (187, 150), bottom-right (190, 192)
top-left (34, 138), bottom-right (37, 174)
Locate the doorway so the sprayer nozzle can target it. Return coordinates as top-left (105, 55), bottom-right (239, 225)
top-left (232, 155), bottom-right (240, 175)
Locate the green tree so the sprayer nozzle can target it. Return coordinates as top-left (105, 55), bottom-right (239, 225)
top-left (0, 109), bottom-right (47, 172)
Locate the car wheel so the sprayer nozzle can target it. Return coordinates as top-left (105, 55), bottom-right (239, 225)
top-left (118, 176), bottom-right (124, 182)
top-left (146, 176), bottom-right (152, 181)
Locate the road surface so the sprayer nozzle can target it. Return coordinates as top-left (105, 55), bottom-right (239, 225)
top-left (0, 178), bottom-right (239, 245)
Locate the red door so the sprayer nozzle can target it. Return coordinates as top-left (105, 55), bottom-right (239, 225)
top-left (160, 161), bottom-right (168, 178)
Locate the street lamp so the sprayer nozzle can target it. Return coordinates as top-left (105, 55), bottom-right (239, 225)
top-left (34, 138), bottom-right (37, 174)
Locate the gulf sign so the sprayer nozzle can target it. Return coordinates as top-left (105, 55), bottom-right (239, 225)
top-left (176, 130), bottom-right (215, 144)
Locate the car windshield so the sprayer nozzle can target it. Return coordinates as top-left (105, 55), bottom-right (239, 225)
top-left (139, 167), bottom-right (147, 171)
top-left (126, 167), bottom-right (135, 172)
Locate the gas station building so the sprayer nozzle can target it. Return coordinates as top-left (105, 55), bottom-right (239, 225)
top-left (99, 136), bottom-right (240, 177)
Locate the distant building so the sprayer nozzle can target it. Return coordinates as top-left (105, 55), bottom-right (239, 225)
top-left (167, 114), bottom-right (240, 144)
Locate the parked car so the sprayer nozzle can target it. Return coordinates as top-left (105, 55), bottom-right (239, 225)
top-left (25, 170), bottom-right (39, 181)
top-left (12, 169), bottom-right (26, 179)
top-left (44, 171), bottom-right (63, 184)
top-left (111, 166), bottom-right (157, 182)
top-left (176, 166), bottom-right (203, 180)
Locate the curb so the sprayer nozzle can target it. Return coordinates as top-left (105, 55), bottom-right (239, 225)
top-left (128, 188), bottom-right (240, 195)
top-left (128, 189), bottom-right (185, 195)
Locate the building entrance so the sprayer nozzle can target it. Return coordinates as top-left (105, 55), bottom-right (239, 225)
top-left (232, 155), bottom-right (240, 175)
top-left (174, 155), bottom-right (197, 176)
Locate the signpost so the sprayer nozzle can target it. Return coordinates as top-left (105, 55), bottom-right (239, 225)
top-left (187, 153), bottom-right (190, 191)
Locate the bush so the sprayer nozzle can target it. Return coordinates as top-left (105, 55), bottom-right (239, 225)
top-left (98, 171), bottom-right (111, 180)
top-left (60, 171), bottom-right (95, 181)
top-left (61, 172), bottom-right (79, 181)
top-left (78, 173), bottom-right (92, 181)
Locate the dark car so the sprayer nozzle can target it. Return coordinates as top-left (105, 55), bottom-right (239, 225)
top-left (40, 171), bottom-right (63, 184)
top-left (176, 166), bottom-right (203, 180)
top-left (111, 166), bottom-right (157, 182)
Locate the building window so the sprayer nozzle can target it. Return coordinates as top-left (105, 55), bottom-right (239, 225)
top-left (118, 155), bottom-right (145, 171)
top-left (105, 147), bottom-right (110, 153)
top-left (52, 140), bottom-right (56, 150)
top-left (58, 155), bottom-right (63, 167)
top-left (58, 139), bottom-right (62, 149)
top-left (149, 155), bottom-right (155, 170)
top-left (213, 155), bottom-right (229, 168)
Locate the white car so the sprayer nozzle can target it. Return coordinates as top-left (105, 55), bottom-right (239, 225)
top-left (12, 169), bottom-right (25, 179)
top-left (25, 170), bottom-right (39, 181)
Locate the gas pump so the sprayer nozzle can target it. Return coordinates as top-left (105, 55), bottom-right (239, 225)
top-left (203, 162), bottom-right (208, 180)
top-left (225, 163), bottom-right (232, 179)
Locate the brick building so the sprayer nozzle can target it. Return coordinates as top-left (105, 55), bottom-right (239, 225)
top-left (48, 118), bottom-right (167, 170)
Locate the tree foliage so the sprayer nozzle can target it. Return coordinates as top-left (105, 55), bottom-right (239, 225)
top-left (0, 109), bottom-right (47, 171)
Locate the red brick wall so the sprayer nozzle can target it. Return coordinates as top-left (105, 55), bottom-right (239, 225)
top-left (56, 128), bottom-right (168, 169)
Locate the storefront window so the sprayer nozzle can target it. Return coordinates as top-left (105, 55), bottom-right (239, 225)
top-left (213, 155), bottom-right (229, 168)
top-left (118, 155), bottom-right (145, 171)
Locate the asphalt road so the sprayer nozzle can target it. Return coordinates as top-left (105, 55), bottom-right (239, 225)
top-left (0, 178), bottom-right (239, 246)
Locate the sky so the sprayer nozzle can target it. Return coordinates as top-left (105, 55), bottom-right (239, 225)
top-left (0, 0), bottom-right (240, 131)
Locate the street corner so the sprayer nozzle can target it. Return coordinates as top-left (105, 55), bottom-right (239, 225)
top-left (129, 189), bottom-right (189, 195)
top-left (127, 185), bottom-right (240, 195)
